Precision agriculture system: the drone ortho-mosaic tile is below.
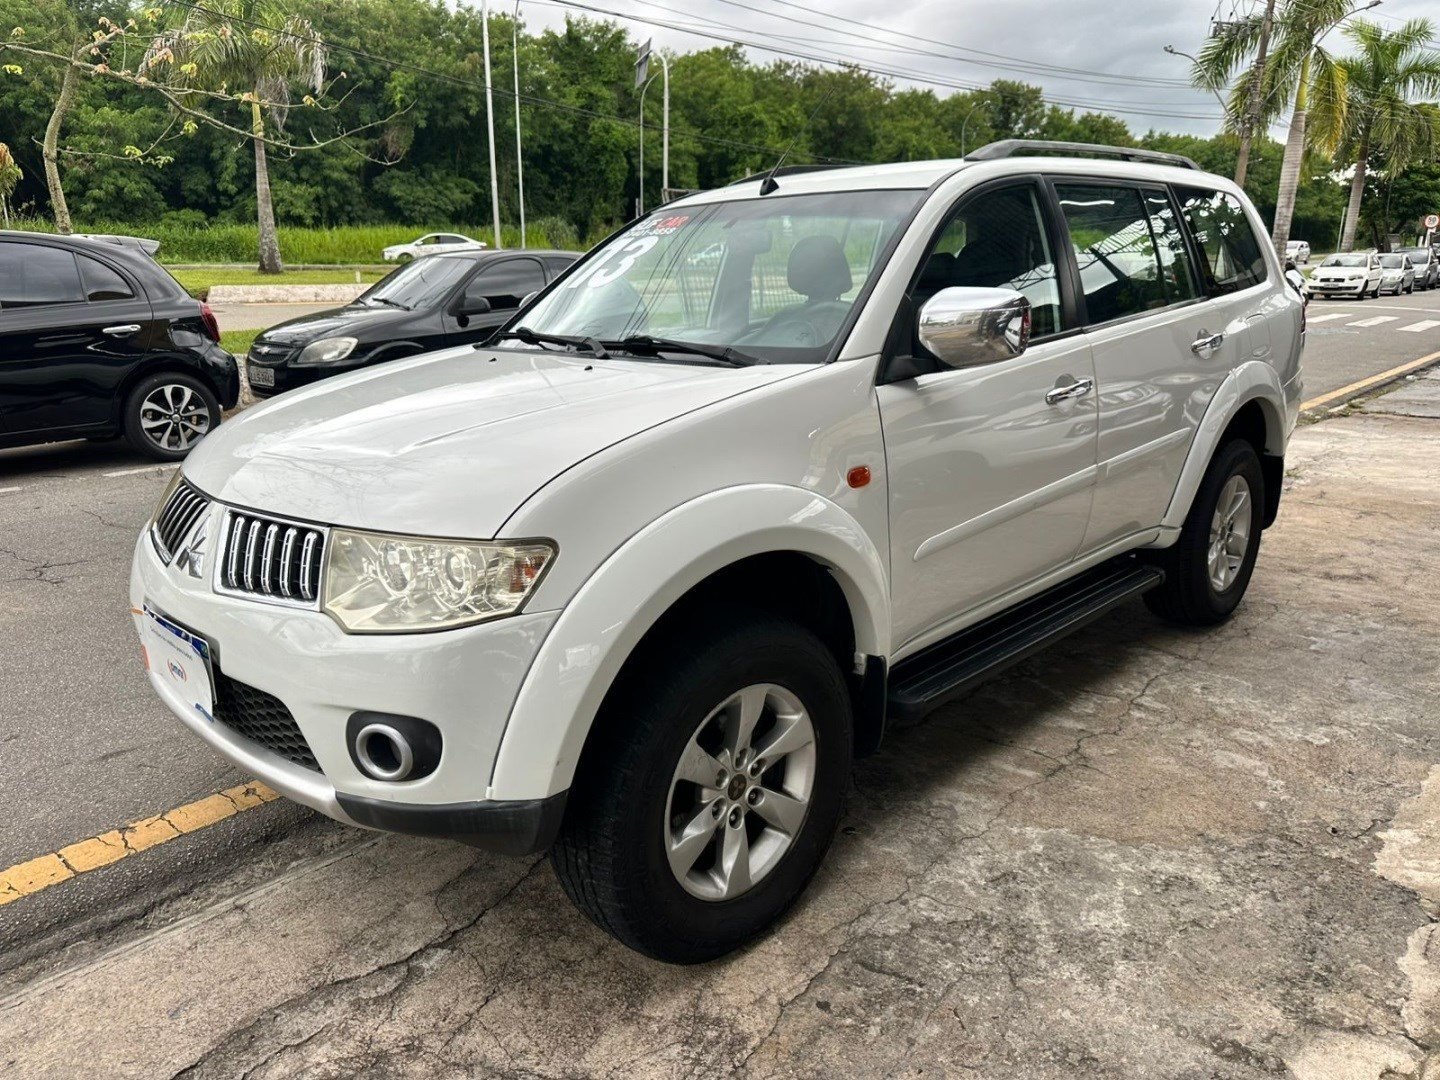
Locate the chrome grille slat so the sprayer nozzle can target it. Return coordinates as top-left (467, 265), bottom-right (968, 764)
top-left (152, 480), bottom-right (211, 562)
top-left (217, 509), bottom-right (326, 609)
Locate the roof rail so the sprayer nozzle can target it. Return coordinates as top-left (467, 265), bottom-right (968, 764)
top-left (964, 139), bottom-right (1199, 171)
top-left (728, 163), bottom-right (851, 186)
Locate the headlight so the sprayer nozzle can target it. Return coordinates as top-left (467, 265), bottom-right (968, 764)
top-left (322, 529), bottom-right (554, 633)
top-left (294, 337), bottom-right (358, 366)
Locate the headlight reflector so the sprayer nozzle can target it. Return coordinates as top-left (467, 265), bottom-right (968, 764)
top-left (323, 529), bottom-right (554, 632)
top-left (294, 337), bottom-right (358, 366)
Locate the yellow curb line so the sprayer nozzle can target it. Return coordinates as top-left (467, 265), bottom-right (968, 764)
top-left (0, 781), bottom-right (281, 907)
top-left (1301, 349), bottom-right (1440, 412)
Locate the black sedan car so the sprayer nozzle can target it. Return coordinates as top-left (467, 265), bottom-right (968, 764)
top-left (0, 231), bottom-right (239, 461)
top-left (245, 248), bottom-right (578, 397)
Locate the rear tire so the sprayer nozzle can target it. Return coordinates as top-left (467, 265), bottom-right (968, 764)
top-left (1143, 439), bottom-right (1264, 627)
top-left (122, 372), bottom-right (221, 462)
top-left (550, 607), bottom-right (852, 963)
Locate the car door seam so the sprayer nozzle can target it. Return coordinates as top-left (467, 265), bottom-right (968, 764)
top-left (913, 463), bottom-right (1099, 562)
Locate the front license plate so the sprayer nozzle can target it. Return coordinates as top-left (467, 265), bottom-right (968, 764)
top-left (248, 365), bottom-right (275, 388)
top-left (141, 604), bottom-right (215, 723)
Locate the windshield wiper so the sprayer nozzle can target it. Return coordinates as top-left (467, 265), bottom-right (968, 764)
top-left (603, 334), bottom-right (756, 367)
top-left (488, 326), bottom-right (609, 358)
top-left (367, 296), bottom-right (410, 310)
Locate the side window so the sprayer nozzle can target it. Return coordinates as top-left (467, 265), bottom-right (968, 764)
top-left (464, 258), bottom-right (546, 310)
top-left (912, 184), bottom-right (1064, 340)
top-left (78, 255), bottom-right (135, 302)
top-left (1175, 187), bottom-right (1267, 294)
top-left (1056, 183), bottom-right (1192, 325)
top-left (1140, 191), bottom-right (1201, 305)
top-left (0, 244), bottom-right (85, 308)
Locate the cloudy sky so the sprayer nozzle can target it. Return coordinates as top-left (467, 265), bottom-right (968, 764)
top-left (512, 0), bottom-right (1438, 139)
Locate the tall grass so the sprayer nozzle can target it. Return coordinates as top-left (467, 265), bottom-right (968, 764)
top-left (4, 215), bottom-right (597, 264)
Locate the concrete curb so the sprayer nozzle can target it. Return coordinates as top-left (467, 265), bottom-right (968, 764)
top-left (207, 284), bottom-right (370, 304)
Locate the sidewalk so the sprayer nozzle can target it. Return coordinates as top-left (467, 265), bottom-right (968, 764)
top-left (3, 398), bottom-right (1438, 1079)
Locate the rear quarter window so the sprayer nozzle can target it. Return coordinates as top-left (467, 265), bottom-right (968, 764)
top-left (1175, 188), bottom-right (1268, 294)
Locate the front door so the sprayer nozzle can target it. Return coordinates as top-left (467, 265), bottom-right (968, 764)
top-left (878, 181), bottom-right (1099, 653)
top-left (0, 240), bottom-right (154, 436)
top-left (445, 257), bottom-right (548, 344)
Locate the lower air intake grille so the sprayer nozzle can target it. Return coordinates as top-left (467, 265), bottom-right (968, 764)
top-left (152, 480), bottom-right (210, 561)
top-left (220, 510), bottom-right (325, 606)
top-left (212, 670), bottom-right (320, 772)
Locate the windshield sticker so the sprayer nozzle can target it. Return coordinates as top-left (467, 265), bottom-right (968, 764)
top-left (633, 214), bottom-right (691, 237)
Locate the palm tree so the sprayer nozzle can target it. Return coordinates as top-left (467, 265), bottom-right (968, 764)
top-left (1194, 0), bottom-right (1365, 256)
top-left (147, 1), bottom-right (327, 273)
top-left (1321, 19), bottom-right (1440, 251)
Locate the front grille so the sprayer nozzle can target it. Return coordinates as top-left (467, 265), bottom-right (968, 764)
top-left (153, 480), bottom-right (210, 562)
top-left (247, 341), bottom-right (296, 365)
top-left (219, 510), bottom-right (325, 606)
top-left (212, 669), bottom-right (320, 772)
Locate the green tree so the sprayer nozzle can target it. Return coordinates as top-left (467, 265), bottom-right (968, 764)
top-left (0, 141), bottom-right (21, 225)
top-left (1321, 19), bottom-right (1440, 251)
top-left (1193, 0), bottom-right (1357, 254)
top-left (145, 1), bottom-right (331, 271)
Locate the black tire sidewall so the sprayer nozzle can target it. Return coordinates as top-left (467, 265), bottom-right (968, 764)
top-left (559, 613), bottom-right (851, 963)
top-left (1183, 440), bottom-right (1265, 620)
top-left (123, 372), bottom-right (221, 462)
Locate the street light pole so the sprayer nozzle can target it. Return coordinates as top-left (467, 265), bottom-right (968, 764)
top-left (1233, 0), bottom-right (1277, 188)
top-left (512, 0), bottom-right (525, 248)
top-left (638, 74), bottom-right (656, 217)
top-left (481, 0), bottom-right (503, 249)
top-left (658, 51), bottom-right (669, 202)
top-left (959, 98), bottom-right (989, 157)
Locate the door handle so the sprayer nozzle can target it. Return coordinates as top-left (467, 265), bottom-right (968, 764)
top-left (1045, 377), bottom-right (1094, 405)
top-left (102, 324), bottom-right (142, 337)
top-left (1191, 330), bottom-right (1224, 356)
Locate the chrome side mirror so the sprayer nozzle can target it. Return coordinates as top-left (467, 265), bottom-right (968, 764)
top-left (520, 290), bottom-right (539, 309)
top-left (917, 286), bottom-right (1031, 369)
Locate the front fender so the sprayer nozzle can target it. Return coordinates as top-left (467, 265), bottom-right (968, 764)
top-left (1158, 360), bottom-right (1289, 533)
top-left (487, 484), bottom-right (890, 801)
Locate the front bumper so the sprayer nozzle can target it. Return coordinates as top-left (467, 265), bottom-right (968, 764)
top-left (1306, 279), bottom-right (1367, 296)
top-left (130, 512), bottom-right (564, 851)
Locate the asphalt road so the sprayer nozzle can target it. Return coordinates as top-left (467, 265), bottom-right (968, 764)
top-left (1, 297), bottom-right (1438, 981)
top-left (3, 372), bottom-right (1439, 1077)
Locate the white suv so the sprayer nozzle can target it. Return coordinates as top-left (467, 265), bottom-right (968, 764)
top-left (133, 141), bottom-right (1303, 962)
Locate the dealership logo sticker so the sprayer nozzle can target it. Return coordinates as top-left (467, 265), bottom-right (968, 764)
top-left (168, 659), bottom-right (187, 683)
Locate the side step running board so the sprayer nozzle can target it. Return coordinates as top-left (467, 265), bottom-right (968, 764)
top-left (886, 559), bottom-right (1165, 722)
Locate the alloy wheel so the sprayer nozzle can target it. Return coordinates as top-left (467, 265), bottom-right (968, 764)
top-left (1207, 474), bottom-right (1252, 593)
top-left (139, 383), bottom-right (211, 453)
top-left (663, 683), bottom-right (816, 901)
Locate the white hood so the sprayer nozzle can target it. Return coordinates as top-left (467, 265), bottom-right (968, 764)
top-left (184, 345), bottom-right (804, 538)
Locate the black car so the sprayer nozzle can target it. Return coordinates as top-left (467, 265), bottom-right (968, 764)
top-left (0, 231), bottom-right (239, 461)
top-left (245, 248), bottom-right (579, 397)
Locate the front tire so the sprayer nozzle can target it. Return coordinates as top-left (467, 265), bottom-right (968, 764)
top-left (122, 372), bottom-right (221, 462)
top-left (550, 608), bottom-right (852, 963)
top-left (1143, 439), bottom-right (1264, 627)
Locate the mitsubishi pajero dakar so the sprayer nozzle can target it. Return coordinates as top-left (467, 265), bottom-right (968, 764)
top-left (133, 141), bottom-right (1303, 962)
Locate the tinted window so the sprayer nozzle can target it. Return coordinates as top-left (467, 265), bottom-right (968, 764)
top-left (464, 258), bottom-right (546, 310)
top-left (1175, 187), bottom-right (1267, 294)
top-left (915, 184), bottom-right (1064, 337)
top-left (0, 244), bottom-right (85, 307)
top-left (1057, 183), bottom-right (1193, 324)
top-left (363, 255), bottom-right (473, 309)
top-left (78, 254), bottom-right (135, 301)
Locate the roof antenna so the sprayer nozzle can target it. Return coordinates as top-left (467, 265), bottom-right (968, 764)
top-left (759, 85), bottom-right (837, 195)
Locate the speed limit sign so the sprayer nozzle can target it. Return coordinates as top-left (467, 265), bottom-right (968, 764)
top-left (1427, 213), bottom-right (1439, 229)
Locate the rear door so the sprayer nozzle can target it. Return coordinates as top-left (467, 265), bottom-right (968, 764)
top-left (1051, 179), bottom-right (1232, 552)
top-left (444, 257), bottom-right (547, 345)
top-left (0, 240), bottom-right (154, 436)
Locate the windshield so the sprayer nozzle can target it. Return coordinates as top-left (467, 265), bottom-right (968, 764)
top-left (362, 256), bottom-right (472, 309)
top-left (517, 189), bottom-right (921, 364)
top-left (1322, 254), bottom-right (1369, 267)
top-left (1380, 255), bottom-right (1406, 268)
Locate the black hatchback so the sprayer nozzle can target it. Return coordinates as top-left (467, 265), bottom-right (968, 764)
top-left (0, 231), bottom-right (239, 461)
top-left (245, 248), bottom-right (579, 398)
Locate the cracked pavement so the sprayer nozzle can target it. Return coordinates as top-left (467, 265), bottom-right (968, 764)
top-left (2, 383), bottom-right (1440, 1077)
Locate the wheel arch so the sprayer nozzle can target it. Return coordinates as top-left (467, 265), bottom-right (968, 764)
top-left (1160, 362), bottom-right (1287, 534)
top-left (487, 485), bottom-right (891, 802)
top-left (112, 359), bottom-right (224, 428)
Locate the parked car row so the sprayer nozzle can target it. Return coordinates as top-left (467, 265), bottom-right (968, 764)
top-left (0, 231), bottom-right (238, 461)
top-left (1303, 245), bottom-right (1438, 299)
